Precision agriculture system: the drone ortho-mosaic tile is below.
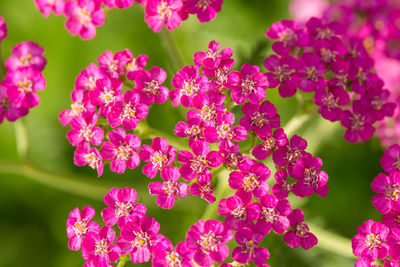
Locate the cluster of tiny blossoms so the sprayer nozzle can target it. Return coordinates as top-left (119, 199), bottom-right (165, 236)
top-left (34, 0), bottom-right (223, 39)
top-left (265, 16), bottom-right (396, 143)
top-left (352, 144), bottom-right (400, 267)
top-left (0, 16), bottom-right (47, 124)
top-left (64, 41), bottom-right (330, 266)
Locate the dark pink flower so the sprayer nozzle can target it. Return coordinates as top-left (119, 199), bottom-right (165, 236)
top-left (314, 86), bottom-right (349, 122)
top-left (232, 227), bottom-right (270, 265)
top-left (149, 166), bottom-right (189, 209)
top-left (101, 187), bottom-right (146, 228)
top-left (124, 50), bottom-right (148, 81)
top-left (59, 89), bottom-right (95, 127)
top-left (0, 82), bottom-right (28, 123)
top-left (5, 41), bottom-right (46, 72)
top-left (134, 67), bottom-right (169, 106)
top-left (101, 128), bottom-right (141, 174)
top-left (194, 41), bottom-right (233, 70)
top-left (66, 113), bottom-right (104, 147)
top-left (152, 239), bottom-right (194, 267)
top-left (227, 64), bottom-right (269, 105)
top-left (144, 0), bottom-right (183, 32)
top-left (296, 52), bottom-right (327, 92)
top-left (185, 220), bottom-right (233, 267)
top-left (139, 137), bottom-right (177, 178)
top-left (186, 0), bottom-right (223, 23)
top-left (98, 50), bottom-right (129, 79)
top-left (387, 228), bottom-right (400, 261)
top-left (190, 173), bottom-right (216, 203)
top-left (66, 206), bottom-right (99, 251)
top-left (174, 110), bottom-right (206, 146)
top-left (90, 77), bottom-right (123, 117)
top-left (272, 169), bottom-right (293, 199)
top-left (352, 220), bottom-right (389, 262)
top-left (81, 226), bottom-right (121, 267)
top-left (381, 144), bottom-right (400, 174)
top-left (273, 135), bottom-right (307, 168)
top-left (371, 172), bottom-right (400, 214)
top-left (341, 101), bottom-right (375, 143)
top-left (283, 209), bottom-right (318, 250)
top-left (64, 0), bottom-right (105, 40)
top-left (191, 90), bottom-right (226, 126)
top-left (74, 143), bottom-right (104, 176)
top-left (252, 128), bottom-right (288, 161)
top-left (0, 16), bottom-right (7, 42)
top-left (75, 63), bottom-right (107, 94)
top-left (240, 100), bottom-right (280, 138)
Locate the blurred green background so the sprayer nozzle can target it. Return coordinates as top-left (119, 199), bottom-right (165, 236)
top-left (0, 0), bottom-right (386, 266)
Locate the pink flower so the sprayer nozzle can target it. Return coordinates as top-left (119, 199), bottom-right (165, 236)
top-left (64, 0), bottom-right (105, 40)
top-left (101, 187), bottom-right (146, 228)
top-left (232, 227), bottom-right (270, 265)
top-left (149, 166), bottom-right (189, 209)
top-left (144, 0), bottom-right (183, 32)
top-left (34, 0), bottom-right (65, 17)
top-left (190, 173), bottom-right (216, 203)
top-left (0, 16), bottom-right (7, 42)
top-left (371, 172), bottom-right (400, 214)
top-left (98, 50), bottom-right (128, 79)
top-left (82, 226), bottom-right (121, 267)
top-left (194, 40), bottom-right (233, 70)
top-left (381, 144), bottom-right (400, 174)
top-left (74, 143), bottom-right (104, 176)
top-left (139, 137), bottom-right (177, 178)
top-left (152, 240), bottom-right (194, 267)
top-left (75, 63), bottom-right (107, 94)
top-left (134, 67), bottom-right (169, 106)
top-left (5, 67), bottom-right (46, 109)
top-left (125, 50), bottom-right (148, 81)
top-left (66, 113), bottom-right (104, 147)
top-left (185, 220), bottom-right (233, 267)
top-left (0, 82), bottom-right (28, 123)
top-left (101, 128), bottom-right (141, 174)
top-left (59, 89), bottom-right (95, 127)
top-left (66, 206), bottom-right (99, 251)
top-left (90, 77), bottom-right (123, 117)
top-left (283, 209), bottom-right (318, 250)
top-left (186, 0), bottom-right (223, 23)
top-left (5, 41), bottom-right (46, 72)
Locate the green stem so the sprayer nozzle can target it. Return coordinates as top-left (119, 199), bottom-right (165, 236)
top-left (159, 29), bottom-right (184, 73)
top-left (308, 223), bottom-right (355, 259)
top-left (14, 118), bottom-right (29, 161)
top-left (116, 255), bottom-right (129, 267)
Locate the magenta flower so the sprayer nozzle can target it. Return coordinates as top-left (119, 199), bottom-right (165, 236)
top-left (117, 216), bottom-right (163, 263)
top-left (361, 87), bottom-right (396, 122)
top-left (34, 0), bottom-right (65, 17)
top-left (204, 111), bottom-right (247, 147)
top-left (5, 41), bottom-right (47, 72)
top-left (0, 16), bottom-right (7, 42)
top-left (266, 19), bottom-right (308, 55)
top-left (306, 17), bottom-right (343, 41)
top-left (152, 240), bottom-right (194, 267)
top-left (64, 0), bottom-right (105, 40)
top-left (174, 110), bottom-right (206, 146)
top-left (219, 142), bottom-right (244, 169)
top-left (186, 0), bottom-right (223, 23)
top-left (144, 0), bottom-right (183, 32)
top-left (341, 101), bottom-right (375, 143)
top-left (5, 67), bottom-right (46, 109)
top-left (228, 160), bottom-right (270, 199)
top-left (381, 144), bottom-right (400, 174)
top-left (292, 154), bottom-right (329, 198)
top-left (178, 141), bottom-right (221, 181)
top-left (273, 135), bottom-right (307, 168)
top-left (139, 137), bottom-right (177, 178)
top-left (107, 91), bottom-right (148, 130)
top-left (149, 166), bottom-right (189, 209)
top-left (352, 220), bottom-right (389, 262)
top-left (314, 38), bottom-right (347, 63)
top-left (66, 206), bottom-right (99, 251)
top-left (59, 89), bottom-right (95, 127)
top-left (348, 58), bottom-right (381, 94)
top-left (283, 209), bottom-right (318, 250)
top-left (101, 187), bottom-right (146, 228)
top-left (170, 65), bottom-right (210, 107)
top-left (355, 257), bottom-right (380, 267)
top-left (232, 227), bottom-right (270, 265)
top-left (98, 50), bottom-right (129, 79)
top-left (264, 55), bottom-right (300, 97)
top-left (185, 219), bottom-right (233, 267)
top-left (227, 64), bottom-right (269, 105)
top-left (203, 58), bottom-right (235, 90)
top-left (272, 169), bottom-right (293, 199)
top-left (371, 172), bottom-right (400, 214)
top-left (218, 191), bottom-right (260, 230)
top-left (74, 143), bottom-right (104, 176)
top-left (255, 193), bottom-right (291, 235)
top-left (240, 100), bottom-right (281, 138)
top-left (252, 128), bottom-right (288, 161)
top-left (297, 52), bottom-right (327, 92)
top-left (82, 227), bottom-right (121, 267)
top-left (124, 50), bottom-right (148, 81)
top-left (191, 90), bottom-right (226, 126)
top-left (387, 228), bottom-right (400, 261)
top-left (194, 41), bottom-right (233, 70)
top-left (75, 63), bottom-right (107, 94)
top-left (313, 86), bottom-right (349, 122)
top-left (134, 67), bottom-right (169, 106)
top-left (66, 113), bottom-right (104, 147)
top-left (90, 77), bottom-right (123, 117)
top-left (190, 173), bottom-right (216, 203)
top-left (382, 204), bottom-right (400, 229)
top-left (103, 0), bottom-right (135, 8)
top-left (0, 82), bottom-right (28, 123)
top-left (101, 128), bottom-right (141, 174)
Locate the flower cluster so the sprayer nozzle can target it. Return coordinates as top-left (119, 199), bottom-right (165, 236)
top-left (265, 17), bottom-right (396, 143)
top-left (67, 187), bottom-right (235, 266)
top-left (63, 41), bottom-right (330, 266)
top-left (0, 17), bottom-right (47, 124)
top-left (34, 0), bottom-right (224, 39)
top-left (352, 144), bottom-right (400, 266)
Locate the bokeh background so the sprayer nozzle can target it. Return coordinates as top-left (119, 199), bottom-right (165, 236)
top-left (0, 0), bottom-right (386, 266)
